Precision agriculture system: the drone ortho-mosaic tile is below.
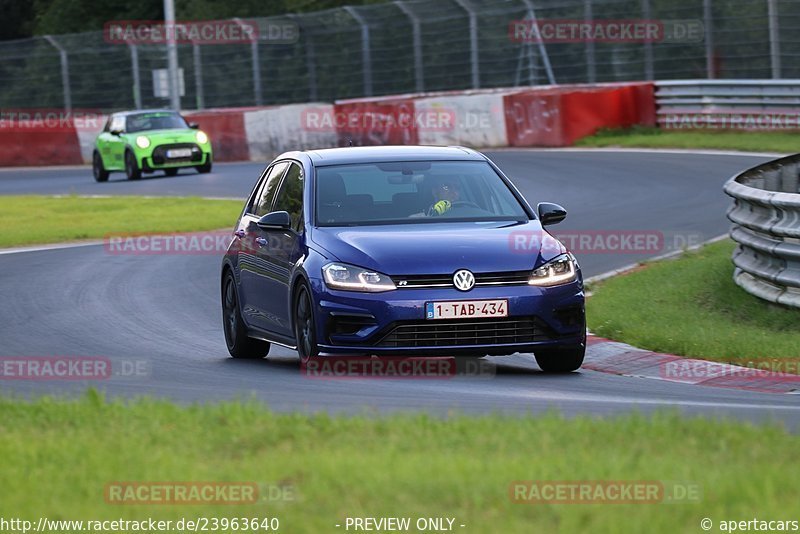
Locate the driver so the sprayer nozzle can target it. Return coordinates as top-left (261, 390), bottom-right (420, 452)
top-left (426, 178), bottom-right (462, 216)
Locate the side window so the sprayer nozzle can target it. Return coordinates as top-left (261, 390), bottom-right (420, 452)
top-left (272, 163), bottom-right (304, 232)
top-left (251, 162), bottom-right (289, 217)
top-left (109, 115), bottom-right (125, 133)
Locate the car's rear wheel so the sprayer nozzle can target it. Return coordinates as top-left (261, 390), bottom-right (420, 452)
top-left (294, 284), bottom-right (319, 364)
top-left (124, 150), bottom-right (141, 180)
top-left (534, 345), bottom-right (585, 373)
top-left (164, 168), bottom-right (179, 177)
top-left (222, 271), bottom-right (270, 359)
top-left (196, 155), bottom-right (212, 174)
top-left (92, 152), bottom-right (109, 182)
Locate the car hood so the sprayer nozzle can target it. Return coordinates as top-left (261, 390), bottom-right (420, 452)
top-left (310, 220), bottom-right (566, 276)
top-left (123, 129), bottom-right (198, 142)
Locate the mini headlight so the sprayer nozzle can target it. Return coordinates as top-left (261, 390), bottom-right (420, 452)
top-left (135, 135), bottom-right (150, 149)
top-left (322, 263), bottom-right (396, 292)
top-left (196, 131), bottom-right (208, 144)
top-left (528, 253), bottom-right (578, 287)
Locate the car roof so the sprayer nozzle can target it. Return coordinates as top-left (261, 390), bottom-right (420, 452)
top-left (278, 145), bottom-right (487, 167)
top-left (112, 109), bottom-right (180, 117)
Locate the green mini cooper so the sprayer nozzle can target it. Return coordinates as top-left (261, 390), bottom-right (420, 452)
top-left (92, 109), bottom-right (212, 182)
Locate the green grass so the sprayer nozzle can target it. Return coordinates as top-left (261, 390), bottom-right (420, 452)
top-left (0, 392), bottom-right (798, 533)
top-left (587, 239), bottom-right (800, 366)
top-left (0, 195), bottom-right (242, 248)
top-left (576, 126), bottom-right (799, 153)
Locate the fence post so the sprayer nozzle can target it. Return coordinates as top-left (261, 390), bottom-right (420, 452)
top-left (234, 18), bottom-right (263, 106)
top-left (703, 0), bottom-right (714, 79)
top-left (641, 0), bottom-right (654, 80)
top-left (395, 1), bottom-right (424, 93)
top-left (344, 6), bottom-right (373, 97)
top-left (583, 0), bottom-right (596, 83)
top-left (289, 15), bottom-right (318, 101)
top-left (128, 43), bottom-right (142, 109)
top-left (521, 0), bottom-right (556, 85)
top-left (454, 0), bottom-right (480, 89)
top-left (767, 0), bottom-right (781, 79)
top-left (163, 0), bottom-right (181, 110)
top-left (192, 42), bottom-right (204, 110)
top-left (43, 35), bottom-right (72, 111)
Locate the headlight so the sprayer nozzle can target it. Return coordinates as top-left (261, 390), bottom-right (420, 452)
top-left (135, 135), bottom-right (150, 149)
top-left (196, 131), bottom-right (208, 144)
top-left (322, 263), bottom-right (396, 292)
top-left (528, 253), bottom-right (578, 287)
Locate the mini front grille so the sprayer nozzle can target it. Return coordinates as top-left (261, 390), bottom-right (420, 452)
top-left (376, 317), bottom-right (555, 347)
top-left (151, 143), bottom-right (202, 164)
top-left (395, 271), bottom-right (531, 289)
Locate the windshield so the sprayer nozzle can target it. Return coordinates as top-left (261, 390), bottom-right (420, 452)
top-left (315, 161), bottom-right (529, 227)
top-left (125, 112), bottom-right (188, 133)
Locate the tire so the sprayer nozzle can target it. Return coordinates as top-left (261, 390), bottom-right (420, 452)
top-left (164, 168), bottom-right (179, 177)
top-left (222, 270), bottom-right (270, 359)
top-left (125, 150), bottom-right (141, 180)
top-left (196, 154), bottom-right (212, 174)
top-left (92, 151), bottom-right (109, 182)
top-left (293, 283), bottom-right (319, 364)
top-left (534, 345), bottom-right (585, 373)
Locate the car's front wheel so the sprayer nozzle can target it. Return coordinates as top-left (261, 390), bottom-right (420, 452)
top-left (92, 151), bottom-right (109, 182)
top-left (534, 345), bottom-right (585, 373)
top-left (294, 283), bottom-right (319, 364)
top-left (196, 154), bottom-right (212, 174)
top-left (222, 270), bottom-right (270, 359)
top-left (124, 150), bottom-right (141, 180)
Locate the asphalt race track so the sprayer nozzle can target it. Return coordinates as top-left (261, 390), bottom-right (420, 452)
top-left (2, 149), bottom-right (798, 428)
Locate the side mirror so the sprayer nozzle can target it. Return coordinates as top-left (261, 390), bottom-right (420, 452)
top-left (537, 202), bottom-right (567, 226)
top-left (189, 122), bottom-right (199, 129)
top-left (257, 211), bottom-right (291, 230)
top-left (110, 129), bottom-right (122, 136)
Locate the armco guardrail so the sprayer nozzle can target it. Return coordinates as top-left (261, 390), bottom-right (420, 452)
top-left (724, 154), bottom-right (800, 308)
top-left (656, 80), bottom-right (800, 128)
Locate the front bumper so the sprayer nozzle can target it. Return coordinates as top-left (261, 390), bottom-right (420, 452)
top-left (310, 278), bottom-right (586, 356)
top-left (137, 143), bottom-right (211, 170)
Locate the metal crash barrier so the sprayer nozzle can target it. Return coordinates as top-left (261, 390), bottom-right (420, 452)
top-left (724, 154), bottom-right (800, 308)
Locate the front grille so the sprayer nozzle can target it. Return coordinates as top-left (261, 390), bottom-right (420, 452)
top-left (396, 271), bottom-right (530, 289)
top-left (376, 316), bottom-right (555, 347)
top-left (151, 143), bottom-right (202, 164)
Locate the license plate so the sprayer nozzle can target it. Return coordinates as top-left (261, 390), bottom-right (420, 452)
top-left (426, 299), bottom-right (508, 320)
top-left (166, 148), bottom-right (192, 158)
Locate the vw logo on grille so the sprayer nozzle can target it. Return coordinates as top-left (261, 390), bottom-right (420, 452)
top-left (453, 269), bottom-right (475, 291)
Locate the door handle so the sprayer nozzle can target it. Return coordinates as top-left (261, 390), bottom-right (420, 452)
top-left (234, 229), bottom-right (246, 238)
top-left (255, 237), bottom-right (268, 247)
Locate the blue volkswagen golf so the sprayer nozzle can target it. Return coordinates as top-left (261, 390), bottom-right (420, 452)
top-left (221, 146), bottom-right (586, 372)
